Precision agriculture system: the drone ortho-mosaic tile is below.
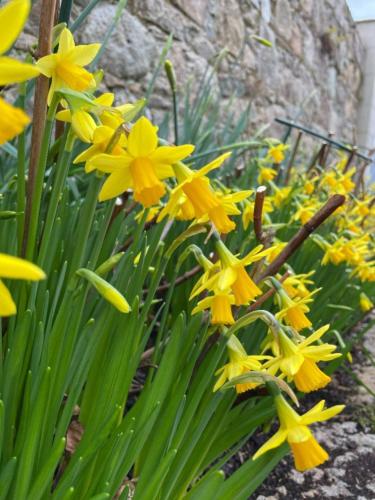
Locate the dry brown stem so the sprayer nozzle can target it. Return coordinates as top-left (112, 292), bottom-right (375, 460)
top-left (23, 0), bottom-right (58, 255)
top-left (257, 194), bottom-right (345, 281)
top-left (253, 185), bottom-right (267, 245)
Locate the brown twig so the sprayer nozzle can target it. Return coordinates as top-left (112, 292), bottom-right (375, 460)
top-left (284, 131), bottom-right (302, 185)
top-left (342, 147), bottom-right (357, 173)
top-left (194, 331), bottom-right (220, 370)
top-left (257, 194), bottom-right (345, 282)
top-left (253, 185), bottom-right (267, 245)
top-left (306, 145), bottom-right (323, 177)
top-left (23, 0), bottom-right (58, 255)
top-left (119, 217), bottom-right (157, 251)
top-left (318, 142), bottom-right (327, 168)
top-left (247, 271), bottom-right (289, 312)
top-left (152, 265), bottom-right (201, 294)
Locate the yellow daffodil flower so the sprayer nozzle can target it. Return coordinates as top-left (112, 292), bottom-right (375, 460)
top-left (292, 200), bottom-right (318, 225)
top-left (266, 143), bottom-right (288, 164)
top-left (359, 292), bottom-right (374, 312)
top-left (191, 241), bottom-right (272, 306)
top-left (266, 240), bottom-right (287, 263)
top-left (275, 287), bottom-right (315, 332)
top-left (321, 168), bottom-right (355, 195)
top-left (321, 238), bottom-right (346, 266)
top-left (89, 116), bottom-right (194, 206)
top-left (258, 166), bottom-right (277, 184)
top-left (37, 28), bottom-right (100, 104)
top-left (303, 178), bottom-right (317, 195)
top-left (271, 185), bottom-right (292, 208)
top-left (0, 253), bottom-right (45, 316)
top-left (158, 153), bottom-right (238, 233)
top-left (352, 261), bottom-right (375, 282)
top-left (266, 325), bottom-right (341, 392)
top-left (253, 394), bottom-right (344, 471)
top-left (214, 335), bottom-right (270, 393)
top-left (281, 271), bottom-right (315, 299)
top-left (215, 240), bottom-right (271, 305)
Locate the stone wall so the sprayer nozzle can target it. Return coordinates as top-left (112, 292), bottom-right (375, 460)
top-left (24, 0), bottom-right (365, 142)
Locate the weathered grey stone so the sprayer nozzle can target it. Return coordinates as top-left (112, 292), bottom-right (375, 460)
top-left (19, 0), bottom-right (364, 142)
top-left (274, 0), bottom-right (292, 41)
top-left (77, 5), bottom-right (157, 80)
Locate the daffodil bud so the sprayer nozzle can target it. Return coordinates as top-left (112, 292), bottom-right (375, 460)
top-left (76, 268), bottom-right (130, 313)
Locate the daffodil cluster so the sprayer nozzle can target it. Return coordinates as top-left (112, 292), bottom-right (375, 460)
top-left (2, 3), bottom-right (373, 489)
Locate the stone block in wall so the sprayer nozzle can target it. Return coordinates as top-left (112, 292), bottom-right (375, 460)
top-left (77, 4), bottom-right (157, 80)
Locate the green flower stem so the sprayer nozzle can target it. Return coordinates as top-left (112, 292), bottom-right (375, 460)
top-left (68, 175), bottom-right (102, 277)
top-left (24, 95), bottom-right (59, 261)
top-left (16, 84), bottom-right (27, 255)
top-left (37, 127), bottom-right (75, 268)
top-left (226, 309), bottom-right (282, 340)
top-left (165, 60), bottom-right (179, 144)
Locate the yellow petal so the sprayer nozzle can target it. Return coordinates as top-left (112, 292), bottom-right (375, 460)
top-left (191, 296), bottom-right (213, 315)
top-left (90, 154), bottom-right (131, 173)
top-left (253, 429), bottom-right (288, 460)
top-left (197, 152), bottom-right (231, 177)
top-left (149, 144), bottom-right (195, 164)
top-left (280, 353), bottom-right (304, 377)
top-left (98, 169), bottom-right (133, 201)
top-left (0, 279), bottom-right (16, 316)
top-left (68, 44), bottom-right (101, 66)
top-left (127, 116), bottom-right (158, 157)
top-left (301, 404), bottom-right (345, 425)
top-left (0, 253), bottom-right (45, 280)
top-left (0, 0), bottom-right (30, 54)
top-left (74, 145), bottom-right (101, 165)
top-left (36, 54), bottom-right (58, 78)
top-left (217, 267), bottom-right (237, 291)
top-left (71, 110), bottom-right (96, 143)
top-left (58, 27), bottom-right (75, 54)
top-left (153, 163), bottom-right (175, 180)
top-left (213, 369), bottom-right (228, 392)
top-left (300, 324), bottom-right (330, 347)
top-left (0, 56), bottom-right (40, 85)
top-left (94, 93), bottom-right (114, 107)
top-left (55, 109), bottom-right (72, 123)
top-left (93, 126), bottom-right (114, 144)
top-left (0, 97), bottom-right (29, 145)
